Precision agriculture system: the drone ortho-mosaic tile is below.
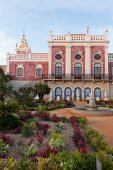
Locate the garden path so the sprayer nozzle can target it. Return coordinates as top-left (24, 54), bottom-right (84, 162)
top-left (50, 102), bottom-right (113, 147)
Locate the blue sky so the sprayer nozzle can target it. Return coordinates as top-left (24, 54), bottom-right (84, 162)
top-left (0, 0), bottom-right (113, 64)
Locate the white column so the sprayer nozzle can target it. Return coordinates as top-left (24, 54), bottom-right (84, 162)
top-left (105, 45), bottom-right (108, 75)
top-left (85, 45), bottom-right (91, 75)
top-left (65, 45), bottom-right (71, 76)
top-left (48, 45), bottom-right (52, 76)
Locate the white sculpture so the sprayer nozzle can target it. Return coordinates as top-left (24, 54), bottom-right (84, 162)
top-left (66, 96), bottom-right (70, 101)
top-left (76, 89), bottom-right (80, 101)
top-left (104, 91), bottom-right (108, 101)
top-left (56, 96), bottom-right (60, 102)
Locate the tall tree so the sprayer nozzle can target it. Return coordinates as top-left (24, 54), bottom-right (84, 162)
top-left (33, 83), bottom-right (51, 101)
top-left (13, 86), bottom-right (35, 105)
top-left (0, 67), bottom-right (12, 101)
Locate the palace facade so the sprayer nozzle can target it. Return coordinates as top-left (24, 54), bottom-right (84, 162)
top-left (4, 31), bottom-right (113, 101)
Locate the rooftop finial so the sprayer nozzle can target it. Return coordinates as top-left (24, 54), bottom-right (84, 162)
top-left (23, 29), bottom-right (25, 36)
top-left (87, 26), bottom-right (89, 34)
top-left (105, 29), bottom-right (108, 34)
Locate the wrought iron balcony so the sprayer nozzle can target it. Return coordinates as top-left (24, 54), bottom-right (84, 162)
top-left (42, 74), bottom-right (113, 81)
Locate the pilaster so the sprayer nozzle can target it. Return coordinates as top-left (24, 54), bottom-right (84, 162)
top-left (85, 45), bottom-right (91, 74)
top-left (48, 45), bottom-right (52, 75)
top-left (104, 45), bottom-right (108, 75)
top-left (65, 45), bottom-right (71, 76)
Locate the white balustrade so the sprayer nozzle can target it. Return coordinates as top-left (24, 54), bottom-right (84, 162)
top-left (9, 53), bottom-right (49, 60)
top-left (49, 34), bottom-right (107, 42)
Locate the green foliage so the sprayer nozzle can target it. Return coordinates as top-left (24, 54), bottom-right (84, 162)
top-left (16, 157), bottom-right (37, 170)
top-left (33, 83), bottom-right (51, 101)
top-left (21, 123), bottom-right (34, 137)
top-left (36, 105), bottom-right (48, 112)
top-left (97, 151), bottom-right (113, 170)
top-left (0, 139), bottom-right (9, 157)
top-left (13, 86), bottom-right (35, 106)
top-left (0, 157), bottom-right (17, 170)
top-left (0, 114), bottom-right (20, 130)
top-left (54, 122), bottom-right (64, 132)
top-left (0, 102), bottom-right (19, 117)
top-left (24, 144), bottom-right (37, 157)
top-left (0, 67), bottom-right (12, 102)
top-left (49, 152), bottom-right (96, 170)
top-left (76, 116), bottom-right (87, 127)
top-left (85, 127), bottom-right (107, 151)
top-left (26, 118), bottom-right (37, 130)
top-left (49, 132), bottom-right (66, 151)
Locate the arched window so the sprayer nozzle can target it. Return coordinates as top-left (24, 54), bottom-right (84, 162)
top-left (94, 88), bottom-right (101, 98)
top-left (64, 87), bottom-right (72, 100)
top-left (74, 63), bottom-right (82, 79)
top-left (94, 63), bottom-right (101, 79)
top-left (84, 87), bottom-right (91, 99)
top-left (35, 65), bottom-right (43, 77)
top-left (55, 87), bottom-right (62, 99)
top-left (17, 66), bottom-right (23, 76)
top-left (74, 87), bottom-right (82, 100)
top-left (55, 63), bottom-right (62, 79)
top-left (36, 68), bottom-right (42, 76)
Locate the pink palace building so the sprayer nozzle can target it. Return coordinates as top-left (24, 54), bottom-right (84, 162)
top-left (3, 30), bottom-right (113, 101)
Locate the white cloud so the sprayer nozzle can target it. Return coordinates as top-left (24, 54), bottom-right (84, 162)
top-left (0, 32), bottom-right (16, 64)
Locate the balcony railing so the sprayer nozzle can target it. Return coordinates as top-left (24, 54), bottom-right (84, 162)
top-left (42, 74), bottom-right (113, 80)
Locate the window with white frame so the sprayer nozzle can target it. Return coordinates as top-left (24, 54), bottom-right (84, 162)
top-left (17, 67), bottom-right (23, 76)
top-left (36, 68), bottom-right (42, 76)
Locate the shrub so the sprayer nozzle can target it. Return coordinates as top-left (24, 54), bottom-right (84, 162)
top-left (39, 112), bottom-right (50, 121)
top-left (51, 114), bottom-right (61, 122)
top-left (37, 144), bottom-right (59, 158)
top-left (85, 127), bottom-right (107, 151)
top-left (0, 157), bottom-right (17, 169)
top-left (0, 114), bottom-right (20, 130)
top-left (36, 105), bottom-right (48, 112)
top-left (24, 144), bottom-right (38, 157)
top-left (0, 134), bottom-right (14, 146)
top-left (49, 132), bottom-right (66, 151)
top-left (0, 102), bottom-right (19, 117)
top-left (37, 134), bottom-right (44, 144)
top-left (97, 151), bottom-right (113, 170)
top-left (0, 139), bottom-right (9, 157)
top-left (54, 122), bottom-right (64, 132)
top-left (61, 116), bottom-right (68, 123)
top-left (19, 111), bottom-right (33, 121)
top-left (37, 123), bottom-right (50, 135)
top-left (21, 123), bottom-right (34, 137)
top-left (76, 116), bottom-right (87, 127)
top-left (16, 157), bottom-right (37, 170)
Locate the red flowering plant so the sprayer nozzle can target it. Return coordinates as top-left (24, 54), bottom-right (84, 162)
top-left (69, 116), bottom-right (87, 153)
top-left (37, 123), bottom-right (50, 135)
top-left (37, 144), bottom-right (59, 158)
top-left (0, 134), bottom-right (14, 146)
top-left (38, 112), bottom-right (50, 121)
top-left (50, 114), bottom-right (61, 122)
